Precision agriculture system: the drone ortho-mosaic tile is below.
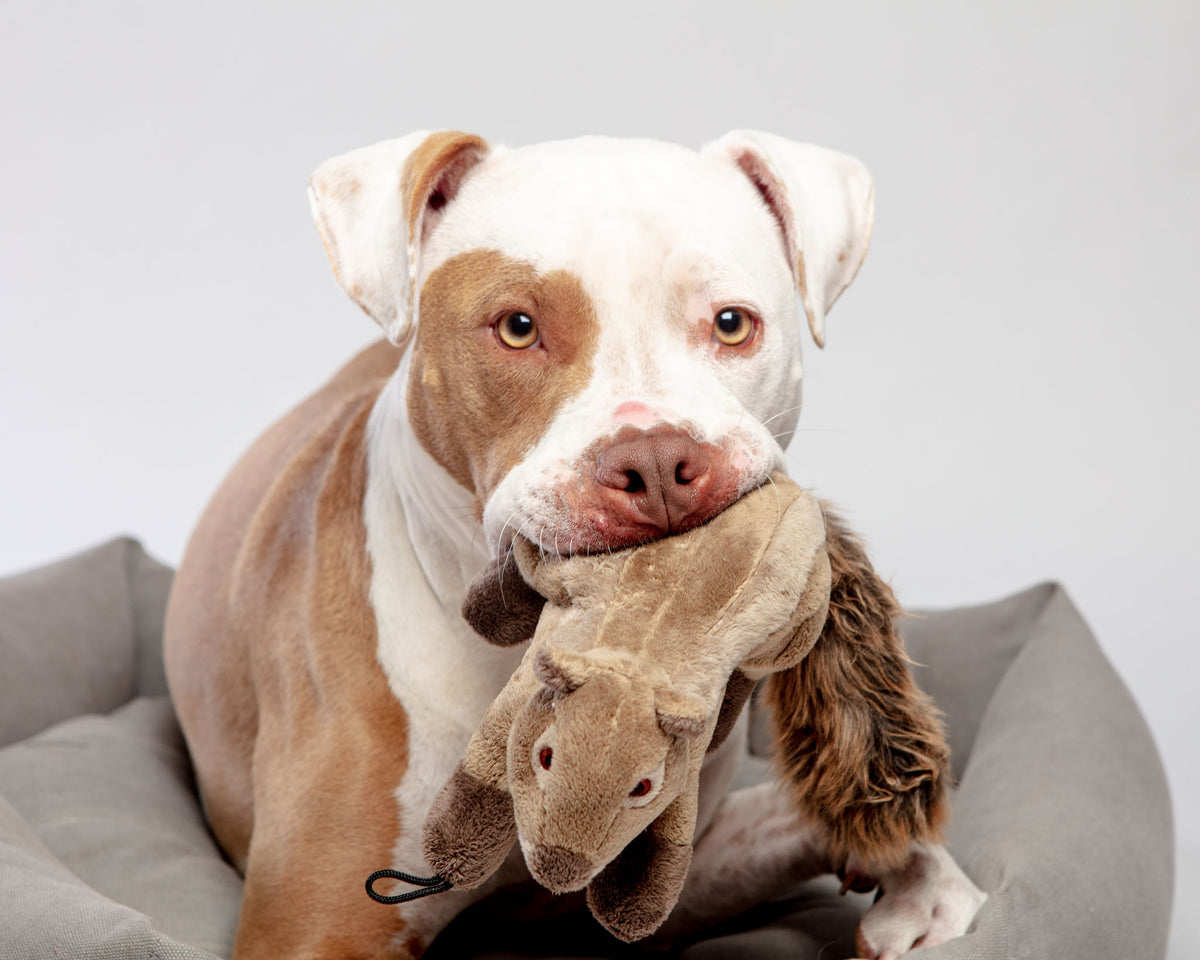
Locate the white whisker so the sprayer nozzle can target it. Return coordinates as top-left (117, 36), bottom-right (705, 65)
top-left (760, 403), bottom-right (804, 429)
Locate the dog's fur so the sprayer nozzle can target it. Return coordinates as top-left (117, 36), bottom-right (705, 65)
top-left (164, 130), bottom-right (984, 959)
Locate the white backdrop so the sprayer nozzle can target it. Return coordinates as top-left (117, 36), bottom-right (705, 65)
top-left (2, 3), bottom-right (1196, 953)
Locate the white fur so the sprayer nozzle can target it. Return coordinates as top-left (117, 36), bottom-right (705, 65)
top-left (308, 131), bottom-right (431, 344)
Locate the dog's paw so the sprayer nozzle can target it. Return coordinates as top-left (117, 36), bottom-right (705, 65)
top-left (851, 844), bottom-right (986, 960)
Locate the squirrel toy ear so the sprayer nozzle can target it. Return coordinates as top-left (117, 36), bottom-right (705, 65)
top-left (654, 688), bottom-right (708, 740)
top-left (533, 648), bottom-right (592, 696)
top-left (462, 557), bottom-right (547, 646)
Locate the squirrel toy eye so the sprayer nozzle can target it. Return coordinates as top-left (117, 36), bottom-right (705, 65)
top-left (538, 747), bottom-right (553, 770)
top-left (497, 311), bottom-right (539, 349)
top-left (713, 308), bottom-right (754, 347)
top-left (629, 778), bottom-right (652, 798)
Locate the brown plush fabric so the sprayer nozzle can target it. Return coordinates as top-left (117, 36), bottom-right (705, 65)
top-left (423, 763), bottom-right (517, 888)
top-left (706, 670), bottom-right (755, 756)
top-left (462, 557), bottom-right (546, 647)
top-left (586, 829), bottom-right (693, 942)
top-left (765, 504), bottom-right (950, 873)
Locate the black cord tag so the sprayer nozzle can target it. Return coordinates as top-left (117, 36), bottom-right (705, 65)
top-left (365, 869), bottom-right (454, 904)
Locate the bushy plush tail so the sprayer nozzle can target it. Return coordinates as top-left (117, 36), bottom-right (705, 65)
top-left (763, 503), bottom-right (950, 873)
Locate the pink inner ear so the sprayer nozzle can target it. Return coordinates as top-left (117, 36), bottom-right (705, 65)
top-left (418, 144), bottom-right (489, 245)
top-left (729, 146), bottom-right (797, 269)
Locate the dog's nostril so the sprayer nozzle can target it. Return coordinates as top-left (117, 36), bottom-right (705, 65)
top-left (623, 470), bottom-right (645, 494)
top-left (675, 456), bottom-right (707, 485)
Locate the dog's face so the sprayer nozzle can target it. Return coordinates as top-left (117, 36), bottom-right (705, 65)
top-left (309, 131), bottom-right (873, 556)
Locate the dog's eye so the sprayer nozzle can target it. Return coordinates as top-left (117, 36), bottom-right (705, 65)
top-left (538, 746), bottom-right (553, 770)
top-left (713, 308), bottom-right (754, 347)
top-left (629, 778), bottom-right (652, 798)
top-left (496, 312), bottom-right (539, 350)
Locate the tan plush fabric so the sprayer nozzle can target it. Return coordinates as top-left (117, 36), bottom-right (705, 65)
top-left (425, 476), bottom-right (832, 940)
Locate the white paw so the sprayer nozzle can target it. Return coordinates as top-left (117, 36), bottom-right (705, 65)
top-left (851, 844), bottom-right (986, 960)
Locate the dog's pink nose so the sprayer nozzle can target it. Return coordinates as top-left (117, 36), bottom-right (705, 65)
top-left (585, 424), bottom-right (739, 547)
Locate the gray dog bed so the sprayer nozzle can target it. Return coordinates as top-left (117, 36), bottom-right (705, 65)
top-left (0, 538), bottom-right (1174, 959)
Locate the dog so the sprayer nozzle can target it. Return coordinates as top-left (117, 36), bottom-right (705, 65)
top-left (164, 130), bottom-right (985, 959)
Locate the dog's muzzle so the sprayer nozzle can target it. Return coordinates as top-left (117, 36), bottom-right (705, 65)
top-left (571, 424), bottom-right (742, 551)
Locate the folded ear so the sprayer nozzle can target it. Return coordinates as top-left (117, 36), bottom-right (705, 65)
top-left (308, 130), bottom-right (490, 345)
top-left (702, 130), bottom-right (874, 348)
top-left (654, 687), bottom-right (708, 740)
top-left (533, 647), bottom-right (594, 696)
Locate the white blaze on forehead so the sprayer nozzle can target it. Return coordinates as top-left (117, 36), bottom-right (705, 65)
top-left (420, 137), bottom-right (797, 304)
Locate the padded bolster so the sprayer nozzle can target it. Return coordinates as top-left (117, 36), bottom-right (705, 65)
top-left (910, 584), bottom-right (1174, 960)
top-left (0, 537), bottom-right (174, 747)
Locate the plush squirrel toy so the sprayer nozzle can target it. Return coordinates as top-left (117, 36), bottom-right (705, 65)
top-left (399, 475), bottom-right (949, 942)
top-left (420, 476), bottom-right (802, 939)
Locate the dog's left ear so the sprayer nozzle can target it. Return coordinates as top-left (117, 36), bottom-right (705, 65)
top-left (702, 131), bottom-right (874, 348)
top-left (308, 130), bottom-right (491, 346)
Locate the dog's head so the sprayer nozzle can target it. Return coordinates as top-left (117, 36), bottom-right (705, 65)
top-left (309, 131), bottom-right (873, 555)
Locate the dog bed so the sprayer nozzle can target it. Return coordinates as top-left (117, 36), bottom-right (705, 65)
top-left (0, 538), bottom-right (1173, 959)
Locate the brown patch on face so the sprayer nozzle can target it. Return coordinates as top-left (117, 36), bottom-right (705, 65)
top-left (400, 131), bottom-right (490, 242)
top-left (407, 248), bottom-right (599, 507)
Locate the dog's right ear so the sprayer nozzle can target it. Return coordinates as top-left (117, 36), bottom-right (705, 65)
top-left (702, 131), bottom-right (874, 349)
top-left (308, 131), bottom-right (490, 346)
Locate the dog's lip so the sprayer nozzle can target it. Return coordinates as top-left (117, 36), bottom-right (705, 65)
top-left (503, 502), bottom-right (735, 559)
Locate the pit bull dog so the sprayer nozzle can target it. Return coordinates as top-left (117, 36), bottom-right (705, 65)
top-left (164, 130), bottom-right (986, 959)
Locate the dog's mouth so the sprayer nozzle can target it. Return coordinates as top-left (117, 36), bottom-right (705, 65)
top-left (484, 415), bottom-right (782, 560)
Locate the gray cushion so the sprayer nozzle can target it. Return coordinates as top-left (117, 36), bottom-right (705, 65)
top-left (0, 538), bottom-right (172, 748)
top-left (0, 540), bottom-right (1175, 959)
top-left (0, 697), bottom-right (243, 957)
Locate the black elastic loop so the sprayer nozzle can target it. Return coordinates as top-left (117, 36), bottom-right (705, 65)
top-left (365, 868), bottom-right (454, 904)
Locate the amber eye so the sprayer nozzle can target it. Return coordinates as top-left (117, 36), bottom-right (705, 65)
top-left (713, 308), bottom-right (754, 347)
top-left (497, 311), bottom-right (539, 349)
top-left (538, 747), bottom-right (553, 770)
top-left (629, 778), bottom-right (652, 798)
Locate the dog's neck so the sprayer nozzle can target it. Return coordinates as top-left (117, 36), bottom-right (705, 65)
top-left (366, 357), bottom-right (492, 613)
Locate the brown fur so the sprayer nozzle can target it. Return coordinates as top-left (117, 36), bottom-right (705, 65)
top-left (164, 342), bottom-right (414, 959)
top-left (399, 132), bottom-right (489, 244)
top-left (764, 503), bottom-right (950, 874)
top-left (406, 249), bottom-right (600, 506)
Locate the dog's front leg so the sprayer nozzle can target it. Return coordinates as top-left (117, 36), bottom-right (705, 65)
top-left (664, 782), bottom-right (984, 957)
top-left (847, 842), bottom-right (987, 960)
top-left (661, 779), bottom-right (832, 937)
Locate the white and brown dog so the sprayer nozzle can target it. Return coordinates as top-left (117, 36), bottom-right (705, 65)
top-left (164, 130), bottom-right (985, 959)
